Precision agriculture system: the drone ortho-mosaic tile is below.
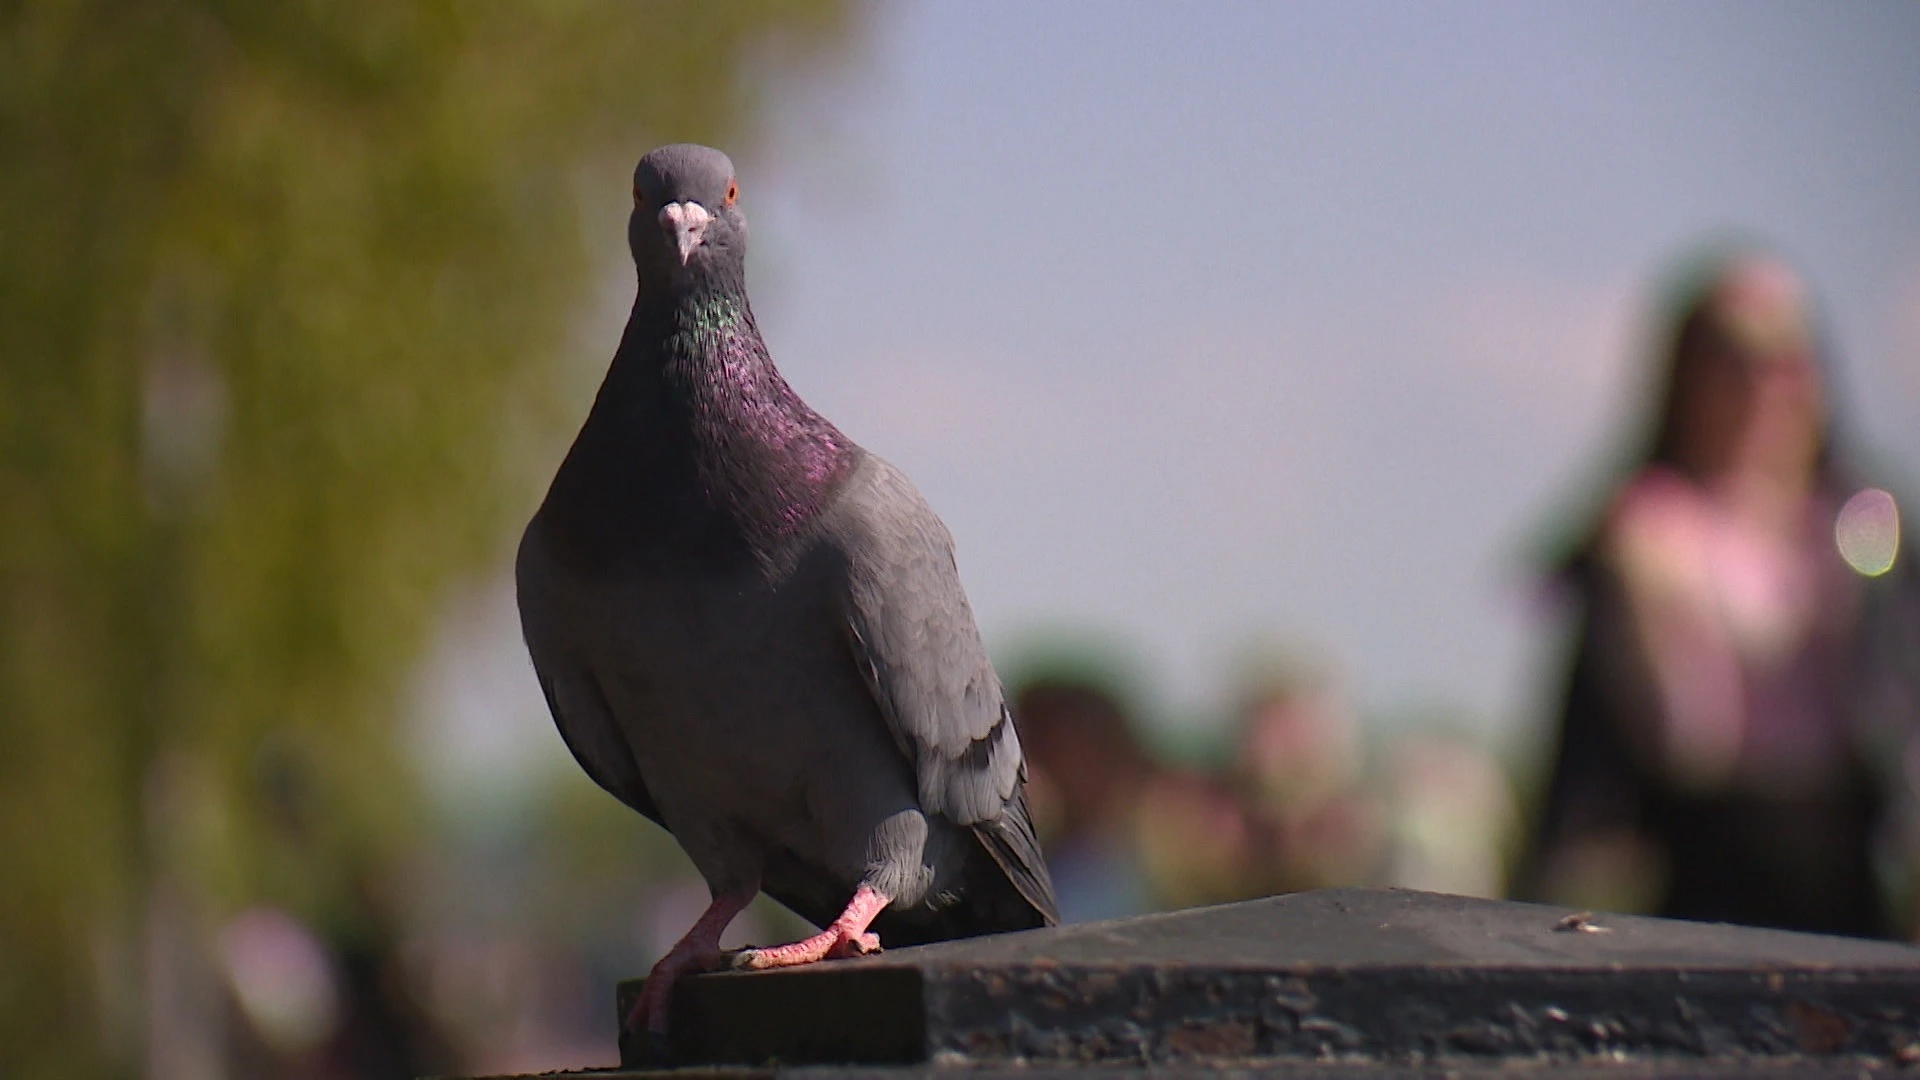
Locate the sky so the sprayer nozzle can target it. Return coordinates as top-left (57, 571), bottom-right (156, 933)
top-left (418, 2), bottom-right (1920, 799)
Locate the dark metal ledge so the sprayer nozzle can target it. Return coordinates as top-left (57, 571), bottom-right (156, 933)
top-left (584, 888), bottom-right (1920, 1075)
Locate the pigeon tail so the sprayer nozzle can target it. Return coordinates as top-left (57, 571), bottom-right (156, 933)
top-left (973, 789), bottom-right (1062, 927)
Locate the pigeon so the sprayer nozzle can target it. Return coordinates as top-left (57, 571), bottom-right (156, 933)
top-left (515, 144), bottom-right (1058, 1050)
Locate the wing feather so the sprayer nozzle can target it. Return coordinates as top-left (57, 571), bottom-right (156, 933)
top-left (837, 460), bottom-right (1023, 824)
top-left (833, 457), bottom-right (1057, 923)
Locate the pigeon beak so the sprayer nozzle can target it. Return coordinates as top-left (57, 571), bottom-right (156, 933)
top-left (659, 201), bottom-right (713, 267)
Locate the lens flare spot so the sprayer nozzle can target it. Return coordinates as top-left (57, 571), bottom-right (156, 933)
top-left (1835, 488), bottom-right (1900, 577)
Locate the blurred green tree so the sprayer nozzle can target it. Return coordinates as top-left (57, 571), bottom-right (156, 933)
top-left (0, 3), bottom-right (854, 1075)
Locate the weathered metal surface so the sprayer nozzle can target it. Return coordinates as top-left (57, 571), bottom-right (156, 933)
top-left (465, 1063), bottom-right (1915, 1079)
top-left (607, 888), bottom-right (1920, 1073)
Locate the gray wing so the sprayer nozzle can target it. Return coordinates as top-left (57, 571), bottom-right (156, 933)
top-left (834, 458), bottom-right (1057, 925)
top-left (835, 458), bottom-right (1025, 828)
top-left (515, 522), bottom-right (662, 827)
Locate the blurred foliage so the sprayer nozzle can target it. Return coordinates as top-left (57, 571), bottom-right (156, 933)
top-left (0, 2), bottom-right (854, 1075)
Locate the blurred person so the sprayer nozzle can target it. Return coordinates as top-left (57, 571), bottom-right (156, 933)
top-left (1379, 728), bottom-right (1520, 898)
top-left (1140, 661), bottom-right (1390, 910)
top-left (212, 745), bottom-right (457, 1079)
top-left (1135, 764), bottom-right (1260, 911)
top-left (215, 890), bottom-right (452, 1080)
top-left (1518, 249), bottom-right (1920, 938)
top-left (1014, 678), bottom-right (1155, 922)
top-left (1230, 668), bottom-right (1385, 895)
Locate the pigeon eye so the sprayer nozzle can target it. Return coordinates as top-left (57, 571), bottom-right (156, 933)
top-left (723, 179), bottom-right (738, 208)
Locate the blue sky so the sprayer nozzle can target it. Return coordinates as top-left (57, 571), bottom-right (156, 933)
top-left (740, 3), bottom-right (1920, 732)
top-left (421, 2), bottom-right (1920, 796)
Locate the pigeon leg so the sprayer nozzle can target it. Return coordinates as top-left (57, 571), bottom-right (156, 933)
top-left (627, 888), bottom-right (754, 1054)
top-left (732, 885), bottom-right (890, 970)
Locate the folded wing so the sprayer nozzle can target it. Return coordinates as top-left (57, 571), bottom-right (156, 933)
top-left (835, 459), bottom-right (1058, 923)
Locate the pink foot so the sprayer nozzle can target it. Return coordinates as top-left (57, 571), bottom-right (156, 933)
top-left (732, 885), bottom-right (891, 971)
top-left (626, 942), bottom-right (723, 1038)
top-left (733, 925), bottom-right (880, 969)
top-left (623, 890), bottom-right (753, 1059)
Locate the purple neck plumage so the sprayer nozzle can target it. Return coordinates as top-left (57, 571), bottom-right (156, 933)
top-left (627, 273), bottom-right (854, 551)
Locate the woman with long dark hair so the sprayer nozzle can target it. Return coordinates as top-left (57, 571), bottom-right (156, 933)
top-left (1518, 249), bottom-right (1920, 939)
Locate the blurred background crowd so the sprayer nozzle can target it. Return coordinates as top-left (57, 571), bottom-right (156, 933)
top-left (4, 3), bottom-right (1920, 1078)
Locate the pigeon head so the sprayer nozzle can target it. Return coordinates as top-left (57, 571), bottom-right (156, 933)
top-left (630, 144), bottom-right (746, 286)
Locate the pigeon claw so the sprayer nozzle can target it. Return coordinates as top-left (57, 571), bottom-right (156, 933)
top-left (731, 884), bottom-right (891, 970)
top-left (623, 888), bottom-right (752, 1062)
top-left (627, 943), bottom-right (738, 1064)
top-left (732, 924), bottom-right (881, 970)
top-left (834, 929), bottom-right (883, 958)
